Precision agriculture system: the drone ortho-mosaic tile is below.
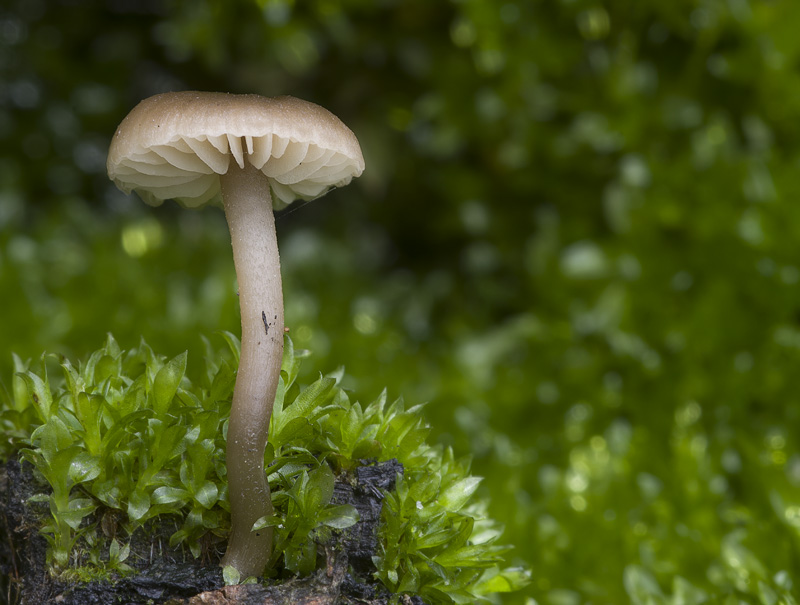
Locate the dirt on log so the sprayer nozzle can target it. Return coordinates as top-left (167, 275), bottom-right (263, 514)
top-left (0, 458), bottom-right (423, 605)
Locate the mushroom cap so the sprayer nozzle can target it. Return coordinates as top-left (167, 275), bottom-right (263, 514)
top-left (107, 91), bottom-right (365, 210)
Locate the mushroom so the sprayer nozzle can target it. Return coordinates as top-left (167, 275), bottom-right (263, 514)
top-left (106, 91), bottom-right (364, 576)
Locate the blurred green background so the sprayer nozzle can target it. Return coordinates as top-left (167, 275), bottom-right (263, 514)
top-left (3, 0), bottom-right (800, 602)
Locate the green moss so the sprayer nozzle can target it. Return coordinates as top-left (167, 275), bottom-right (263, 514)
top-left (0, 334), bottom-right (529, 603)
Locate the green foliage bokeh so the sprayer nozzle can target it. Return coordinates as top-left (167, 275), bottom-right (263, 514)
top-left (3, 0), bottom-right (800, 602)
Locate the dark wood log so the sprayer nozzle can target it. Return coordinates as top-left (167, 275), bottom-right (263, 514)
top-left (0, 459), bottom-right (423, 605)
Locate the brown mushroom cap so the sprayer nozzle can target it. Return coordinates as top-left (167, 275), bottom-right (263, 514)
top-left (107, 91), bottom-right (365, 210)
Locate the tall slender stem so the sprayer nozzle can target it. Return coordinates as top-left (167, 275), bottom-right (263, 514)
top-left (219, 161), bottom-right (284, 577)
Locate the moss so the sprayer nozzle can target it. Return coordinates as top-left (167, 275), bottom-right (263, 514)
top-left (0, 335), bottom-right (528, 604)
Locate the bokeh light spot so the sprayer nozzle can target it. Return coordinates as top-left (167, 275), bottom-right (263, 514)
top-left (121, 219), bottom-right (164, 258)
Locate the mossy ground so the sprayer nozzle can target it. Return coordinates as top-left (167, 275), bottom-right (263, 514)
top-left (0, 337), bottom-right (526, 604)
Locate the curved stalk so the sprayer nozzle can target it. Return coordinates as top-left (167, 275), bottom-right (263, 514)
top-left (219, 161), bottom-right (284, 577)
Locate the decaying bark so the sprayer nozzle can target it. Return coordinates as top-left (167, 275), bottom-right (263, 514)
top-left (0, 458), bottom-right (423, 605)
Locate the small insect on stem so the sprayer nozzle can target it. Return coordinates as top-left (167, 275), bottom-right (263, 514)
top-left (262, 311), bottom-right (269, 335)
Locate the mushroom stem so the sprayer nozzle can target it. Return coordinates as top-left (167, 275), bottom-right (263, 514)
top-left (219, 161), bottom-right (284, 577)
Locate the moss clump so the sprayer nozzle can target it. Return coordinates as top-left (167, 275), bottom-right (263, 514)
top-left (1, 334), bottom-right (529, 603)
